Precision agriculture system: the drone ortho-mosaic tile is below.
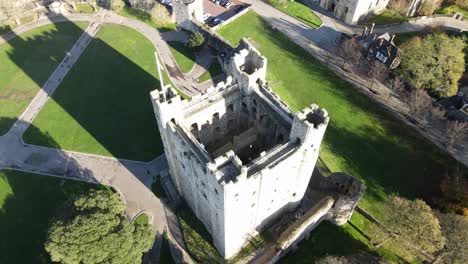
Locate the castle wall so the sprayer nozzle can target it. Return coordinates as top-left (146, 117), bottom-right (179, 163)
top-left (317, 0), bottom-right (389, 24)
top-left (151, 44), bottom-right (330, 259)
top-left (173, 0), bottom-right (204, 26)
top-left (221, 126), bottom-right (323, 257)
top-left (161, 120), bottom-right (227, 249)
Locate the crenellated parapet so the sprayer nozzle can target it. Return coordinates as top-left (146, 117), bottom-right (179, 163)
top-left (150, 44), bottom-right (333, 259)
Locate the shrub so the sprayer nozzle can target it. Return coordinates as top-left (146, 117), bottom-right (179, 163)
top-left (110, 0), bottom-right (126, 12)
top-left (150, 3), bottom-right (171, 25)
top-left (45, 190), bottom-right (155, 264)
top-left (186, 32), bottom-right (205, 50)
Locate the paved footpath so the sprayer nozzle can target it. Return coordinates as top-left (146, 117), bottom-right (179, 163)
top-left (1, 11), bottom-right (201, 97)
top-left (8, 20), bottom-right (101, 136)
top-left (0, 10), bottom-right (169, 234)
top-left (161, 30), bottom-right (215, 92)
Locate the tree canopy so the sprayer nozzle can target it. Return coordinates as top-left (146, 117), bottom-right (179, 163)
top-left (383, 195), bottom-right (445, 255)
top-left (186, 32), bottom-right (205, 50)
top-left (110, 0), bottom-right (126, 12)
top-left (45, 189), bottom-right (155, 264)
top-left (151, 3), bottom-right (171, 25)
top-left (399, 33), bottom-right (465, 97)
top-left (435, 212), bottom-right (468, 264)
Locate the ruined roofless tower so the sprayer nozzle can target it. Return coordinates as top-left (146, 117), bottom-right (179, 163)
top-left (150, 41), bottom-right (329, 258)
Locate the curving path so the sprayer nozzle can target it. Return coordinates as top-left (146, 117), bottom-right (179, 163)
top-left (0, 9), bottom-right (171, 237)
top-left (161, 30), bottom-right (215, 91)
top-left (1, 10), bottom-right (202, 97)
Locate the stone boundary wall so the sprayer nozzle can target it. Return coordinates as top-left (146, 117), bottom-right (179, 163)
top-left (373, 14), bottom-right (464, 27)
top-left (211, 5), bottom-right (252, 31)
top-left (189, 20), bottom-right (237, 56)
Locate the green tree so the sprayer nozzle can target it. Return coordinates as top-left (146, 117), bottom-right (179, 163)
top-left (383, 195), bottom-right (445, 256)
top-left (399, 33), bottom-right (465, 97)
top-left (419, 0), bottom-right (443, 15)
top-left (45, 190), bottom-right (155, 264)
top-left (151, 3), bottom-right (171, 25)
top-left (186, 32), bottom-right (205, 50)
top-left (436, 166), bottom-right (468, 215)
top-left (110, 0), bottom-right (126, 12)
top-left (434, 213), bottom-right (468, 264)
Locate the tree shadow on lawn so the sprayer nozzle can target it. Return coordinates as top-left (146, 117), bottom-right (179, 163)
top-left (1, 15), bottom-right (164, 162)
top-left (0, 117), bottom-right (106, 264)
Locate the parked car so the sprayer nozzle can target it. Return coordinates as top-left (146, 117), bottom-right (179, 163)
top-left (206, 16), bottom-right (215, 24)
top-left (203, 13), bottom-right (212, 21)
top-left (162, 0), bottom-right (172, 7)
top-left (234, 5), bottom-right (244, 12)
top-left (213, 18), bottom-right (223, 25)
top-left (209, 18), bottom-right (224, 27)
top-left (214, 0), bottom-right (221, 5)
top-left (220, 0), bottom-right (227, 6)
top-left (223, 1), bottom-right (232, 8)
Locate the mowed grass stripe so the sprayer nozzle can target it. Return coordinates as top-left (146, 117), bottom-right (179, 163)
top-left (24, 24), bottom-right (163, 161)
top-left (0, 22), bottom-right (89, 135)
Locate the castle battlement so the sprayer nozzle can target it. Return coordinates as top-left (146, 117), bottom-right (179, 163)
top-left (151, 43), bottom-right (330, 258)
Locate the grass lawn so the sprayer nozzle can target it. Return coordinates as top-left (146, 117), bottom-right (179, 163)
top-left (279, 221), bottom-right (374, 263)
top-left (394, 31), bottom-right (422, 46)
top-left (119, 6), bottom-right (176, 33)
top-left (368, 10), bottom-right (409, 25)
top-left (437, 4), bottom-right (468, 17)
top-left (23, 24), bottom-right (163, 161)
top-left (218, 11), bottom-right (461, 262)
top-left (177, 204), bottom-right (225, 263)
top-left (267, 0), bottom-right (322, 29)
top-left (0, 170), bottom-right (106, 264)
top-left (76, 2), bottom-right (96, 14)
top-left (20, 15), bottom-right (36, 24)
top-left (0, 22), bottom-right (88, 135)
top-left (178, 203), bottom-right (271, 263)
top-left (134, 213), bottom-right (150, 225)
top-left (198, 59), bottom-right (223, 83)
top-left (168, 41), bottom-right (197, 73)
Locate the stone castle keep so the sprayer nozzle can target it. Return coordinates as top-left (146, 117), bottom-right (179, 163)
top-left (151, 41), bottom-right (332, 258)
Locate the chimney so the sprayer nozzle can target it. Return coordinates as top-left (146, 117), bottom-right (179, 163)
top-left (390, 35), bottom-right (396, 44)
top-left (370, 23), bottom-right (375, 34)
top-left (362, 27), bottom-right (368, 37)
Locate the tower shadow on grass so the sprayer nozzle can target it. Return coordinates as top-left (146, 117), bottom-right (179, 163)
top-left (0, 117), bottom-right (106, 264)
top-left (0, 13), bottom-right (164, 162)
top-left (0, 15), bottom-right (165, 262)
